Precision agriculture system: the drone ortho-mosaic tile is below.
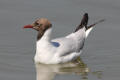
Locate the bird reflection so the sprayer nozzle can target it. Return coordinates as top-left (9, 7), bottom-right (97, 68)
top-left (35, 57), bottom-right (89, 80)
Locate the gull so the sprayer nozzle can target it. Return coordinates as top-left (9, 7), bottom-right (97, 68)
top-left (23, 13), bottom-right (104, 64)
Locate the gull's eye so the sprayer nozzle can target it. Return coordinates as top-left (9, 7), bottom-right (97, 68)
top-left (34, 22), bottom-right (39, 26)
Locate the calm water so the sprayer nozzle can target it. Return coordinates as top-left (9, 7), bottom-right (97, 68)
top-left (0, 0), bottom-right (120, 80)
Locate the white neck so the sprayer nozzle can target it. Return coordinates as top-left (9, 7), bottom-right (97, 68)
top-left (38, 28), bottom-right (52, 42)
top-left (36, 28), bottom-right (52, 58)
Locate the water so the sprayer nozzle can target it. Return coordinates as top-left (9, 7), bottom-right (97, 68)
top-left (0, 0), bottom-right (120, 80)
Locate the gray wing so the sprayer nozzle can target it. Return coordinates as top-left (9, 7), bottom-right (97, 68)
top-left (52, 35), bottom-right (85, 57)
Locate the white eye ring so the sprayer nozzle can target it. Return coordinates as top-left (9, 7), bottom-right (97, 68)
top-left (35, 22), bottom-right (39, 26)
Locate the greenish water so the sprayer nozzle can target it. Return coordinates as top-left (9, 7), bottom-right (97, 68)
top-left (0, 0), bottom-right (120, 80)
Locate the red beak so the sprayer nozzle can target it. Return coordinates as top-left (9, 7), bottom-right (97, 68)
top-left (23, 25), bottom-right (33, 29)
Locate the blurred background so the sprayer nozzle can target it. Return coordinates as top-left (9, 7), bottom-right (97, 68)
top-left (0, 0), bottom-right (120, 80)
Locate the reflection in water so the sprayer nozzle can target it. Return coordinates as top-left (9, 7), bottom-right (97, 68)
top-left (35, 57), bottom-right (90, 80)
top-left (92, 71), bottom-right (103, 79)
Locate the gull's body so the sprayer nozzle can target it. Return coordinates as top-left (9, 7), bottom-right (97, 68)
top-left (24, 13), bottom-right (104, 64)
top-left (35, 27), bottom-right (87, 64)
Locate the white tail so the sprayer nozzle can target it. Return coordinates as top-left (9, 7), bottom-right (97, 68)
top-left (86, 27), bottom-right (94, 38)
top-left (85, 19), bottom-right (105, 38)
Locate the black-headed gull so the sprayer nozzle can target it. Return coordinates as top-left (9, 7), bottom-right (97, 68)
top-left (23, 13), bottom-right (104, 64)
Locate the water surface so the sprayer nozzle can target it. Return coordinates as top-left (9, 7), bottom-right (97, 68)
top-left (0, 0), bottom-right (120, 80)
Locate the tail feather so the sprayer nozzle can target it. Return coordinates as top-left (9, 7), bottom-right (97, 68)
top-left (75, 13), bottom-right (88, 32)
top-left (75, 13), bottom-right (105, 37)
top-left (86, 19), bottom-right (105, 30)
top-left (85, 27), bottom-right (94, 38)
top-left (86, 19), bottom-right (105, 37)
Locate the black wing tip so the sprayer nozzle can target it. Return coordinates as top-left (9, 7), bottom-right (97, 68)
top-left (75, 13), bottom-right (105, 32)
top-left (75, 13), bottom-right (89, 32)
top-left (86, 19), bottom-right (105, 30)
top-left (84, 13), bottom-right (88, 17)
top-left (81, 13), bottom-right (89, 25)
